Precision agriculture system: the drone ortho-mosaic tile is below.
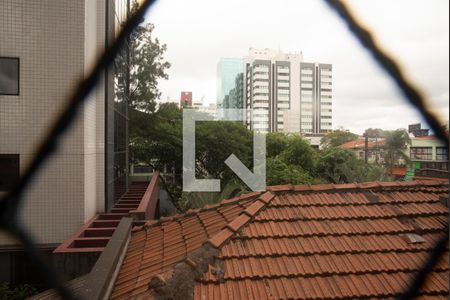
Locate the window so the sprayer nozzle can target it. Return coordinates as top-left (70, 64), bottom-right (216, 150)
top-left (0, 154), bottom-right (20, 191)
top-left (421, 161), bottom-right (448, 171)
top-left (436, 147), bottom-right (448, 161)
top-left (0, 57), bottom-right (19, 95)
top-left (410, 147), bottom-right (432, 160)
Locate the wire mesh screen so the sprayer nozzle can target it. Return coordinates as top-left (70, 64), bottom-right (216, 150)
top-left (0, 0), bottom-right (447, 299)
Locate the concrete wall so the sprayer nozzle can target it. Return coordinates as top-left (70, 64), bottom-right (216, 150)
top-left (0, 0), bottom-right (106, 246)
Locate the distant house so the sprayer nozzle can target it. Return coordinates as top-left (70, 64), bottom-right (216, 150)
top-left (407, 135), bottom-right (449, 180)
top-left (339, 138), bottom-right (386, 164)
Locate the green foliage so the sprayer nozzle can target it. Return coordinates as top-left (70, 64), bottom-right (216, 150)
top-left (195, 121), bottom-right (253, 180)
top-left (130, 105), bottom-right (254, 209)
top-left (317, 147), bottom-right (384, 183)
top-left (266, 134), bottom-right (322, 185)
top-left (364, 128), bottom-right (385, 138)
top-left (266, 157), bottom-right (319, 186)
top-left (266, 133), bottom-right (290, 157)
top-left (0, 283), bottom-right (37, 300)
top-left (131, 103), bottom-right (390, 211)
top-left (320, 130), bottom-right (359, 148)
top-left (130, 103), bottom-right (183, 178)
top-left (115, 22), bottom-right (170, 113)
top-left (278, 135), bottom-right (317, 173)
top-left (382, 129), bottom-right (411, 168)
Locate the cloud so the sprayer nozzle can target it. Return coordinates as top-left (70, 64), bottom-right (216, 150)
top-left (146, 0), bottom-right (449, 131)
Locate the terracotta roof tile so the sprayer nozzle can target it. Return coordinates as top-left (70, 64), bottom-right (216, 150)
top-left (111, 181), bottom-right (449, 299)
top-left (293, 183), bottom-right (312, 191)
top-left (226, 214), bottom-right (251, 232)
top-left (243, 199), bottom-right (266, 216)
top-left (254, 192), bottom-right (272, 204)
top-left (207, 228), bottom-right (234, 248)
top-left (266, 184), bottom-right (293, 192)
top-left (358, 181), bottom-right (381, 189)
top-left (310, 183), bottom-right (336, 191)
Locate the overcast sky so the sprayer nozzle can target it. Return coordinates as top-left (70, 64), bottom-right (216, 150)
top-left (145, 0), bottom-right (449, 134)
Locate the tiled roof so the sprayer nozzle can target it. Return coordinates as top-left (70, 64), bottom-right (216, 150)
top-left (110, 181), bottom-right (449, 299)
top-left (340, 138), bottom-right (385, 150)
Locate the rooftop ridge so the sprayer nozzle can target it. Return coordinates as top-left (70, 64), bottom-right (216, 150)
top-left (131, 191), bottom-right (263, 233)
top-left (144, 191), bottom-right (275, 298)
top-left (268, 180), bottom-right (448, 193)
top-left (112, 182), bottom-right (449, 299)
top-left (206, 191), bottom-right (275, 249)
top-left (131, 180), bottom-right (448, 233)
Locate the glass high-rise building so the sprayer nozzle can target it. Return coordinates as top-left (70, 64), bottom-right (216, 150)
top-left (217, 58), bottom-right (244, 109)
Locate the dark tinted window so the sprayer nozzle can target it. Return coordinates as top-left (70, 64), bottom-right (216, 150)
top-left (0, 154), bottom-right (19, 191)
top-left (0, 57), bottom-right (19, 95)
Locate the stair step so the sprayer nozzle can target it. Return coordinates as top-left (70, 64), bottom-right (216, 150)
top-left (91, 220), bottom-right (120, 228)
top-left (97, 213), bottom-right (127, 220)
top-left (72, 237), bottom-right (110, 248)
top-left (116, 200), bottom-right (140, 204)
top-left (110, 208), bottom-right (132, 214)
top-left (82, 228), bottom-right (115, 237)
top-left (114, 204), bottom-right (139, 209)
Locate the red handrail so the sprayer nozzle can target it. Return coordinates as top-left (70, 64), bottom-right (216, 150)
top-left (129, 171), bottom-right (160, 220)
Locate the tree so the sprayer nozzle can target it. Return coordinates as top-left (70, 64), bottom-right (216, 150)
top-left (364, 128), bottom-right (385, 138)
top-left (317, 147), bottom-right (384, 183)
top-left (130, 105), bottom-right (255, 210)
top-left (279, 135), bottom-right (317, 173)
top-left (195, 121), bottom-right (253, 181)
top-left (266, 157), bottom-right (317, 186)
top-left (383, 129), bottom-right (411, 168)
top-left (115, 21), bottom-right (170, 113)
top-left (0, 283), bottom-right (37, 300)
top-left (320, 130), bottom-right (358, 149)
top-left (130, 103), bottom-right (182, 177)
top-left (266, 132), bottom-right (290, 158)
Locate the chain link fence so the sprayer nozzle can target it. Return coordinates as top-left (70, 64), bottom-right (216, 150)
top-left (0, 0), bottom-right (447, 299)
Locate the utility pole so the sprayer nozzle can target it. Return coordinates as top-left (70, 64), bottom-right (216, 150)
top-left (364, 132), bottom-right (368, 164)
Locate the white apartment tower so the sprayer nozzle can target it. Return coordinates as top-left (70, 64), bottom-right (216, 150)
top-left (299, 62), bottom-right (333, 134)
top-left (244, 48), bottom-right (332, 135)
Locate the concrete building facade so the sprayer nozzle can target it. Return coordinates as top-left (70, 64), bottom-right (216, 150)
top-left (0, 0), bottom-right (129, 284)
top-left (180, 91), bottom-right (193, 107)
top-left (408, 136), bottom-right (449, 171)
top-left (243, 48), bottom-right (332, 136)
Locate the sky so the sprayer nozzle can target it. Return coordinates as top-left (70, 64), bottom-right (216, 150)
top-left (145, 0), bottom-right (449, 134)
